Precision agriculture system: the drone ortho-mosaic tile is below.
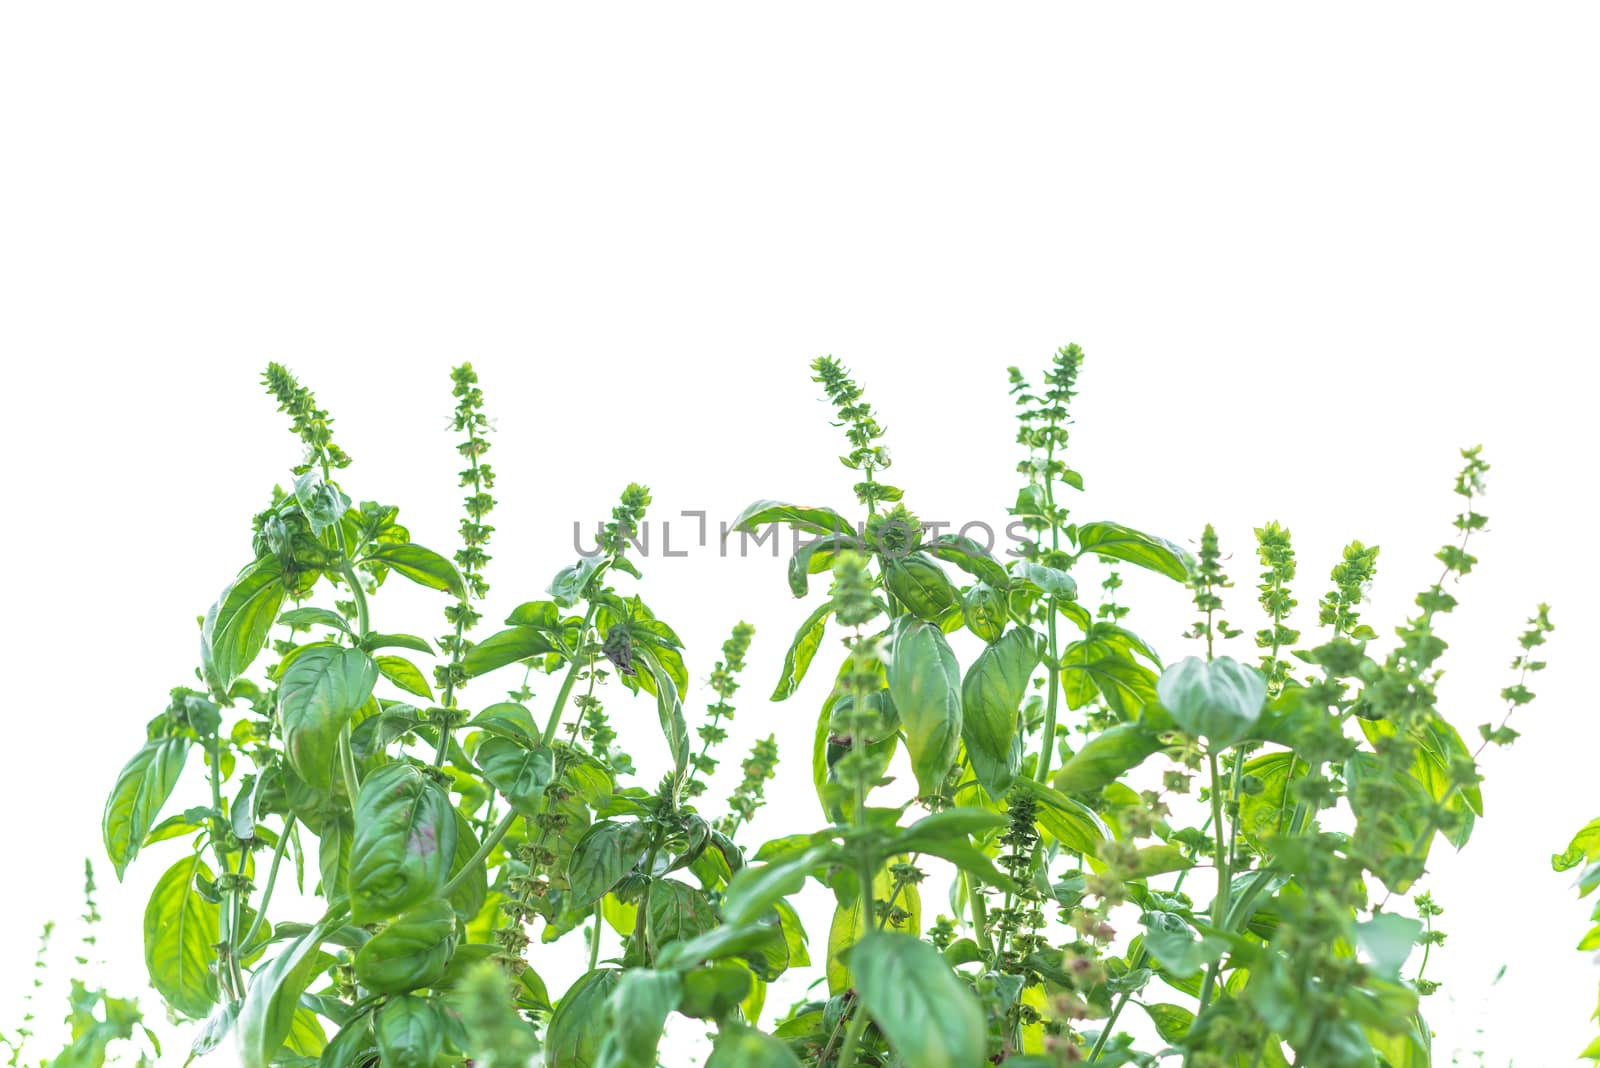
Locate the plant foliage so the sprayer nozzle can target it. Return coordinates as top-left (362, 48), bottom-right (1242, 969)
top-left (100, 353), bottom-right (1556, 1066)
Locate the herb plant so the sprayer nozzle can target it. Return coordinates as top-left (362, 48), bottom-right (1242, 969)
top-left (99, 352), bottom-right (1553, 1067)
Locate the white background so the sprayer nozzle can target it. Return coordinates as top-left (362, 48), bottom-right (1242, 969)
top-left (1, 4), bottom-right (1596, 1065)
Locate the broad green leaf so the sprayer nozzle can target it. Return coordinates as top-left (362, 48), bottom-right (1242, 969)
top-left (706, 1023), bottom-right (804, 1067)
top-left (569, 821), bottom-right (652, 908)
top-left (446, 809), bottom-right (488, 924)
top-left (733, 500), bottom-right (854, 536)
top-left (1157, 656), bottom-right (1266, 749)
top-left (843, 932), bottom-right (985, 1068)
top-left (1052, 723), bottom-right (1163, 795)
top-left (281, 1005), bottom-right (326, 1058)
top-left (374, 994), bottom-right (442, 1068)
top-left (678, 964), bottom-right (753, 1020)
top-left (548, 555), bottom-right (606, 609)
top-left (476, 738), bottom-right (557, 817)
top-left (238, 913), bottom-right (339, 1068)
top-left (770, 603), bottom-right (831, 702)
top-left (1555, 818), bottom-right (1600, 872)
top-left (1356, 912), bottom-right (1421, 978)
top-left (361, 542), bottom-right (467, 600)
top-left (1010, 778), bottom-right (1110, 858)
top-left (961, 627), bottom-right (1041, 795)
top-left (505, 599), bottom-right (562, 628)
top-left (277, 607), bottom-right (351, 634)
top-left (467, 702), bottom-right (539, 744)
top-left (1140, 911), bottom-right (1227, 979)
top-left (1059, 643), bottom-right (1159, 717)
top-left (352, 899), bottom-right (456, 994)
top-left (884, 555), bottom-right (957, 621)
top-left (375, 655), bottom-right (433, 700)
top-left (647, 879), bottom-right (718, 950)
top-left (723, 848), bottom-right (831, 927)
top-left (1015, 559), bottom-right (1078, 600)
top-left (544, 969), bottom-right (621, 1068)
top-left (277, 644), bottom-right (378, 789)
top-left (143, 854), bottom-right (219, 1019)
top-left (1236, 751), bottom-right (1306, 843)
top-left (203, 556), bottom-right (286, 689)
top-left (787, 536), bottom-right (848, 597)
top-left (886, 617), bottom-right (963, 798)
top-left (104, 737), bottom-right (191, 880)
top-left (923, 534), bottom-right (1010, 589)
top-left (348, 763), bottom-right (457, 924)
top-left (361, 631), bottom-right (433, 655)
top-left (1361, 715), bottom-right (1481, 849)
top-left (961, 581), bottom-right (1008, 643)
top-left (461, 627), bottom-right (559, 678)
top-left (599, 969), bottom-right (681, 1068)
top-left (1073, 521), bottom-right (1195, 582)
top-left (826, 865), bottom-right (920, 994)
top-left (188, 1000), bottom-right (239, 1061)
top-left (640, 650), bottom-right (691, 780)
top-left (1143, 1002), bottom-right (1194, 1043)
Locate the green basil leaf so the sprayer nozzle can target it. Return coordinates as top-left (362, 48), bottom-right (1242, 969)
top-left (446, 809), bottom-right (488, 925)
top-left (960, 627), bottom-right (1041, 796)
top-left (1051, 722), bottom-right (1164, 796)
top-left (640, 650), bottom-right (690, 781)
top-left (143, 854), bottom-right (220, 1019)
top-left (375, 655), bottom-right (434, 700)
top-left (1157, 656), bottom-right (1266, 750)
top-left (374, 994), bottom-right (442, 1068)
top-left (1074, 521), bottom-right (1195, 582)
top-left (706, 1023), bottom-right (804, 1067)
top-left (203, 556), bottom-right (286, 689)
top-left (467, 702), bottom-right (539, 744)
top-left (104, 736), bottom-right (191, 880)
top-left (544, 968), bottom-right (621, 1068)
top-left (842, 932), bottom-right (986, 1068)
top-left (352, 899), bottom-right (457, 994)
top-left (360, 632), bottom-right (434, 655)
top-left (476, 738), bottom-right (556, 817)
top-left (599, 969), bottom-right (681, 1068)
top-left (361, 542), bottom-right (467, 600)
top-left (732, 500), bottom-right (854, 536)
top-left (348, 763), bottom-right (456, 924)
top-left (960, 581), bottom-right (1008, 643)
top-left (548, 555), bottom-right (606, 609)
top-left (460, 627), bottom-right (559, 678)
top-left (238, 913), bottom-right (340, 1068)
top-left (569, 821), bottom-right (652, 908)
top-left (770, 602), bottom-right (831, 702)
top-left (922, 534), bottom-right (1010, 589)
top-left (723, 848), bottom-right (832, 927)
top-left (277, 644), bottom-right (378, 789)
top-left (277, 607), bottom-right (352, 634)
top-left (883, 555), bottom-right (957, 622)
top-left (886, 617), bottom-right (963, 798)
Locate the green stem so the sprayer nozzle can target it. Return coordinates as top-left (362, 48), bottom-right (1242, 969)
top-left (441, 807), bottom-right (516, 900)
top-left (1194, 751), bottom-right (1232, 1023)
top-left (1088, 828), bottom-right (1203, 1063)
top-left (838, 648), bottom-right (881, 1068)
top-left (1034, 604), bottom-right (1061, 784)
top-left (239, 816), bottom-right (296, 951)
top-left (589, 902), bottom-right (604, 971)
top-left (204, 739), bottom-right (242, 1000)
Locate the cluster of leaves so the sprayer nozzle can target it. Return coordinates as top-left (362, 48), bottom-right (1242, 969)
top-left (719, 350), bottom-right (1553, 1068)
top-left (100, 351), bottom-right (1554, 1067)
top-left (102, 364), bottom-right (787, 1067)
top-left (2, 862), bottom-right (161, 1068)
top-left (1557, 814), bottom-right (1600, 1061)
